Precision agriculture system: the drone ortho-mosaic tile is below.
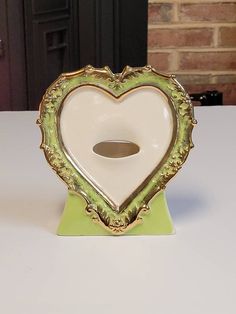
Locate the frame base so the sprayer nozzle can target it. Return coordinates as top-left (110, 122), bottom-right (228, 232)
top-left (57, 191), bottom-right (175, 236)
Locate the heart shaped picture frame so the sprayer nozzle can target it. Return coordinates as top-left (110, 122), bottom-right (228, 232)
top-left (37, 65), bottom-right (196, 235)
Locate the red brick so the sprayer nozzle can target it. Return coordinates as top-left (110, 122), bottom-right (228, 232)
top-left (176, 74), bottom-right (212, 85)
top-left (148, 28), bottom-right (213, 49)
top-left (179, 3), bottom-right (236, 22)
top-left (219, 27), bottom-right (236, 47)
top-left (214, 75), bottom-right (236, 84)
top-left (148, 3), bottom-right (173, 24)
top-left (148, 52), bottom-right (171, 72)
top-left (179, 52), bottom-right (236, 71)
top-left (185, 83), bottom-right (236, 105)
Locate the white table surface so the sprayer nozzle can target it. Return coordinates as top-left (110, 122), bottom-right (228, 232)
top-left (0, 107), bottom-right (235, 314)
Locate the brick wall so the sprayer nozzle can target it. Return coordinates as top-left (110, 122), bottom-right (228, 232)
top-left (148, 0), bottom-right (236, 105)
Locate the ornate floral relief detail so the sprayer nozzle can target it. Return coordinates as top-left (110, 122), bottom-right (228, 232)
top-left (38, 65), bottom-right (195, 235)
top-left (86, 203), bottom-right (149, 234)
top-left (39, 77), bottom-right (69, 119)
top-left (41, 144), bottom-right (77, 190)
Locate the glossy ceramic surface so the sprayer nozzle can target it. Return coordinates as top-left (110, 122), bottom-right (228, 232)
top-left (38, 65), bottom-right (195, 234)
top-left (60, 86), bottom-right (174, 208)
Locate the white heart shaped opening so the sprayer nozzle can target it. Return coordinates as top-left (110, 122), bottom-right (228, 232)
top-left (59, 86), bottom-right (174, 209)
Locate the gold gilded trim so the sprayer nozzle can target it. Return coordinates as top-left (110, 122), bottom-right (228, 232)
top-left (57, 84), bottom-right (178, 213)
top-left (37, 65), bottom-right (196, 234)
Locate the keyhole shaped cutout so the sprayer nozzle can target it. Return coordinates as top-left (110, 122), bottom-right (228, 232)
top-left (93, 140), bottom-right (140, 158)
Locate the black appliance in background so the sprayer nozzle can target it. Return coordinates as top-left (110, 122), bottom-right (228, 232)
top-left (190, 90), bottom-right (223, 106)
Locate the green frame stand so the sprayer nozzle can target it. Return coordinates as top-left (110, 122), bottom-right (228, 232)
top-left (57, 191), bottom-right (174, 236)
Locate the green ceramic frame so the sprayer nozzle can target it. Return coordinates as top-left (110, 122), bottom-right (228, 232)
top-left (37, 65), bottom-right (196, 235)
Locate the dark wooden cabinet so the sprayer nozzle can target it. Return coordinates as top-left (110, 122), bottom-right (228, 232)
top-left (0, 0), bottom-right (147, 110)
top-left (0, 0), bottom-right (27, 110)
top-left (24, 0), bottom-right (79, 108)
top-left (78, 0), bottom-right (148, 72)
top-left (0, 0), bottom-right (11, 111)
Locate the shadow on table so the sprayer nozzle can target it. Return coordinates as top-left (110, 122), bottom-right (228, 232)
top-left (0, 189), bottom-right (207, 233)
top-left (167, 192), bottom-right (207, 223)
